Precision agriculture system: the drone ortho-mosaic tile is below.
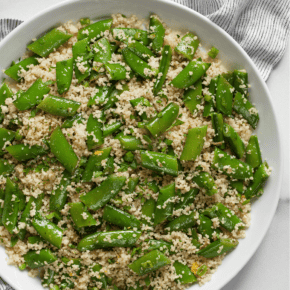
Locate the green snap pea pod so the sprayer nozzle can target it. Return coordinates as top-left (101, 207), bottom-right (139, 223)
top-left (35, 192), bottom-right (44, 211)
top-left (113, 28), bottom-right (149, 46)
top-left (103, 155), bottom-right (114, 174)
top-left (191, 228), bottom-right (201, 248)
top-left (103, 83), bottom-right (129, 111)
top-left (197, 238), bottom-right (239, 258)
top-left (27, 28), bottom-right (72, 57)
top-left (77, 230), bottom-right (142, 251)
top-left (222, 71), bottom-right (234, 86)
top-left (174, 33), bottom-right (199, 60)
top-left (0, 83), bottom-right (13, 122)
top-left (125, 176), bottom-right (139, 193)
top-left (149, 16), bottom-right (165, 54)
top-left (174, 261), bottom-right (197, 284)
top-left (154, 183), bottom-right (175, 226)
top-left (216, 76), bottom-right (233, 116)
top-left (2, 178), bottom-right (19, 234)
top-left (32, 212), bottom-right (63, 248)
top-left (37, 95), bottom-right (81, 117)
top-left (103, 122), bottom-right (122, 137)
top-left (61, 113), bottom-right (84, 128)
top-left (141, 198), bottom-right (156, 225)
top-left (245, 135), bottom-right (262, 169)
top-left (128, 41), bottom-right (154, 61)
top-left (130, 96), bottom-right (152, 121)
top-left (233, 70), bottom-right (248, 96)
top-left (78, 18), bottom-right (112, 41)
top-left (6, 144), bottom-right (47, 161)
top-left (140, 150), bottom-right (178, 176)
top-left (0, 128), bottom-right (15, 155)
top-left (24, 249), bottom-right (57, 269)
top-left (88, 86), bottom-right (113, 107)
top-left (0, 159), bottom-right (14, 176)
top-left (80, 17), bottom-right (91, 25)
top-left (148, 239), bottom-right (174, 254)
top-left (103, 204), bottom-right (141, 230)
top-left (0, 189), bottom-right (4, 226)
top-left (145, 102), bottom-right (179, 137)
top-left (192, 171), bottom-right (217, 196)
top-left (170, 60), bottom-right (211, 89)
top-left (165, 212), bottom-right (196, 232)
top-left (229, 181), bottom-right (244, 194)
top-left (180, 125), bottom-right (207, 161)
top-left (203, 203), bottom-right (244, 232)
top-left (128, 249), bottom-right (170, 275)
top-left (153, 45), bottom-right (172, 95)
top-left (5, 56), bottom-right (39, 82)
top-left (92, 37), bottom-right (112, 64)
top-left (208, 46), bottom-right (219, 59)
top-left (69, 202), bottom-right (97, 228)
top-left (223, 123), bottom-right (245, 159)
top-left (203, 76), bottom-right (218, 117)
top-left (86, 114), bottom-right (104, 150)
top-left (118, 135), bottom-right (144, 151)
top-left (42, 268), bottom-right (55, 288)
top-left (104, 63), bottom-right (127, 81)
top-left (14, 78), bottom-right (50, 111)
top-left (183, 79), bottom-right (202, 114)
top-left (80, 175), bottom-right (126, 210)
top-left (244, 161), bottom-right (270, 199)
top-left (122, 48), bottom-right (157, 79)
top-left (17, 197), bottom-right (35, 240)
top-left (233, 92), bottom-right (259, 129)
top-left (82, 147), bottom-right (112, 182)
top-left (91, 264), bottom-right (108, 289)
top-left (174, 188), bottom-right (199, 211)
top-left (56, 58), bottom-right (74, 94)
top-left (211, 113), bottom-right (225, 149)
top-left (50, 170), bottom-right (71, 212)
top-left (197, 214), bottom-right (221, 239)
top-left (212, 147), bottom-right (253, 180)
top-left (50, 126), bottom-right (78, 174)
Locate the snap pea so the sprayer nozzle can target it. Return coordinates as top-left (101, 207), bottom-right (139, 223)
top-left (149, 16), bottom-right (165, 54)
top-left (233, 92), bottom-right (259, 129)
top-left (180, 125), bottom-right (207, 161)
top-left (27, 28), bottom-right (72, 57)
top-left (0, 128), bottom-right (15, 155)
top-left (174, 261), bottom-right (197, 284)
top-left (140, 151), bottom-right (178, 177)
top-left (50, 126), bottom-right (78, 174)
top-left (223, 123), bottom-right (245, 159)
top-left (6, 144), bottom-right (47, 161)
top-left (103, 122), bottom-right (122, 137)
top-left (69, 202), bottom-right (97, 228)
top-left (174, 188), bottom-right (199, 211)
top-left (28, 236), bottom-right (45, 245)
top-left (197, 214), bottom-right (221, 239)
top-left (118, 135), bottom-right (144, 151)
top-left (148, 239), bottom-right (174, 254)
top-left (32, 212), bottom-right (63, 248)
top-left (175, 33), bottom-right (199, 60)
top-left (129, 250), bottom-right (170, 275)
top-left (0, 189), bottom-right (4, 226)
top-left (183, 79), bottom-right (202, 114)
top-left (216, 76), bottom-right (233, 116)
top-left (80, 174), bottom-right (126, 210)
top-left (165, 212), bottom-right (196, 233)
top-left (222, 71), bottom-right (234, 86)
top-left (153, 45), bottom-right (172, 95)
top-left (245, 135), bottom-right (262, 169)
top-left (86, 114), bottom-right (104, 150)
top-left (61, 113), bottom-right (84, 128)
top-left (192, 171), bottom-right (217, 196)
top-left (2, 178), bottom-right (19, 234)
top-left (77, 230), bottom-right (142, 251)
top-left (0, 83), bottom-right (13, 122)
top-left (37, 95), bottom-right (81, 117)
top-left (197, 238), bottom-right (238, 258)
top-left (203, 76), bottom-right (218, 117)
top-left (211, 113), bottom-right (225, 149)
top-left (103, 155), bottom-right (114, 174)
top-left (14, 78), bottom-right (51, 111)
top-left (17, 197), bottom-right (35, 240)
top-left (103, 83), bottom-right (129, 111)
top-left (78, 19), bottom-right (113, 41)
top-left (92, 37), bottom-right (112, 64)
top-left (146, 103), bottom-right (179, 137)
top-left (212, 147), bottom-right (253, 180)
top-left (154, 182), bottom-right (175, 225)
top-left (5, 56), bottom-right (39, 82)
top-left (141, 198), bottom-right (156, 225)
top-left (56, 58), bottom-right (74, 94)
top-left (233, 70), bottom-right (248, 96)
top-left (128, 41), bottom-right (154, 62)
top-left (170, 60), bottom-right (211, 89)
top-left (208, 46), bottom-right (219, 59)
top-left (244, 161), bottom-right (270, 199)
top-left (191, 228), bottom-right (201, 248)
top-left (125, 177), bottom-right (139, 194)
top-left (0, 159), bottom-right (14, 176)
top-left (82, 147), bottom-right (112, 182)
top-left (87, 85), bottom-right (113, 107)
top-left (104, 63), bottom-right (127, 81)
top-left (122, 48), bottom-right (157, 79)
top-left (113, 28), bottom-right (149, 46)
top-left (103, 204), bottom-right (141, 230)
top-left (24, 249), bottom-right (57, 269)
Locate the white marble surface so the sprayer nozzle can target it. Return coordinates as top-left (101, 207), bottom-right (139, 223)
top-left (0, 0), bottom-right (289, 289)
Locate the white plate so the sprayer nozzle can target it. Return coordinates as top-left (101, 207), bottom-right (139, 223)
top-left (0, 0), bottom-right (283, 289)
